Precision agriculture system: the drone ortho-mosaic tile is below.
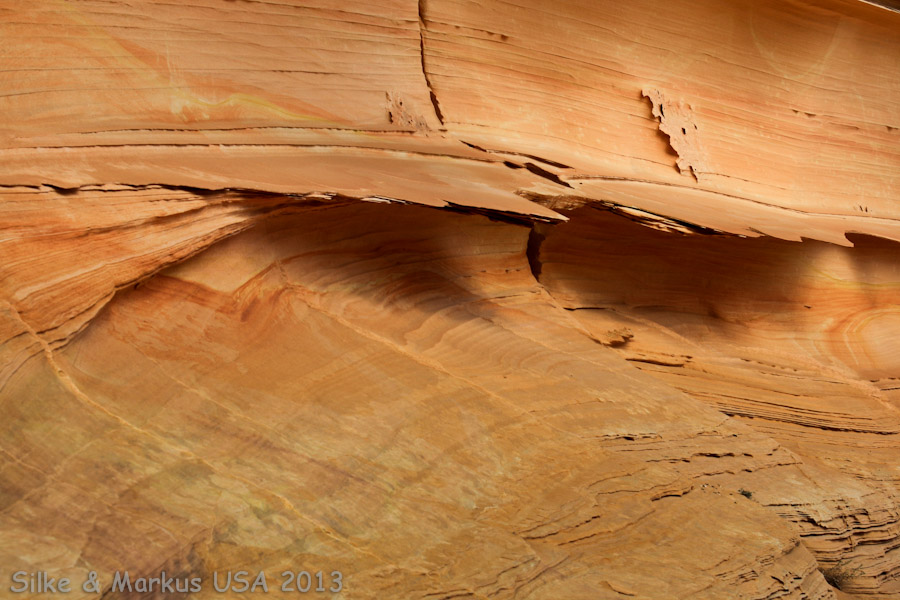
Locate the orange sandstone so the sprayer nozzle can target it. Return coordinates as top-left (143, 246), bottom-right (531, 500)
top-left (1, 0), bottom-right (899, 598)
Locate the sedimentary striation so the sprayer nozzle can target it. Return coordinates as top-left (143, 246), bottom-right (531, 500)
top-left (1, 0), bottom-right (899, 598)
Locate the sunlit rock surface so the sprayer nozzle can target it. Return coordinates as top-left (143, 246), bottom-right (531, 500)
top-left (1, 0), bottom-right (899, 598)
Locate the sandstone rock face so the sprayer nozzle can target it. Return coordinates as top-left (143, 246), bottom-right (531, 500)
top-left (1, 1), bottom-right (899, 598)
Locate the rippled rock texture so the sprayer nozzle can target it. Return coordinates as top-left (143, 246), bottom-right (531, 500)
top-left (2, 0), bottom-right (900, 598)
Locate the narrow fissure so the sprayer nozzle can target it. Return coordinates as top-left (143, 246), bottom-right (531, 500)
top-left (526, 224), bottom-right (546, 281)
top-left (418, 0), bottom-right (444, 125)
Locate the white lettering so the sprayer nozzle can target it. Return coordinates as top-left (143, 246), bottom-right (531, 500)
top-left (213, 572), bottom-right (231, 593)
top-left (250, 571), bottom-right (268, 592)
top-left (112, 571), bottom-right (133, 593)
top-left (160, 571), bottom-right (174, 594)
top-left (10, 571), bottom-right (28, 593)
top-left (232, 571), bottom-right (249, 593)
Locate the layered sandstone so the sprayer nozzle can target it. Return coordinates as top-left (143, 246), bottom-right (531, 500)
top-left (1, 0), bottom-right (899, 598)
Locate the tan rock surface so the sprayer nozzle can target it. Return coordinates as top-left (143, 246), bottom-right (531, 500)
top-left (1, 0), bottom-right (899, 598)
